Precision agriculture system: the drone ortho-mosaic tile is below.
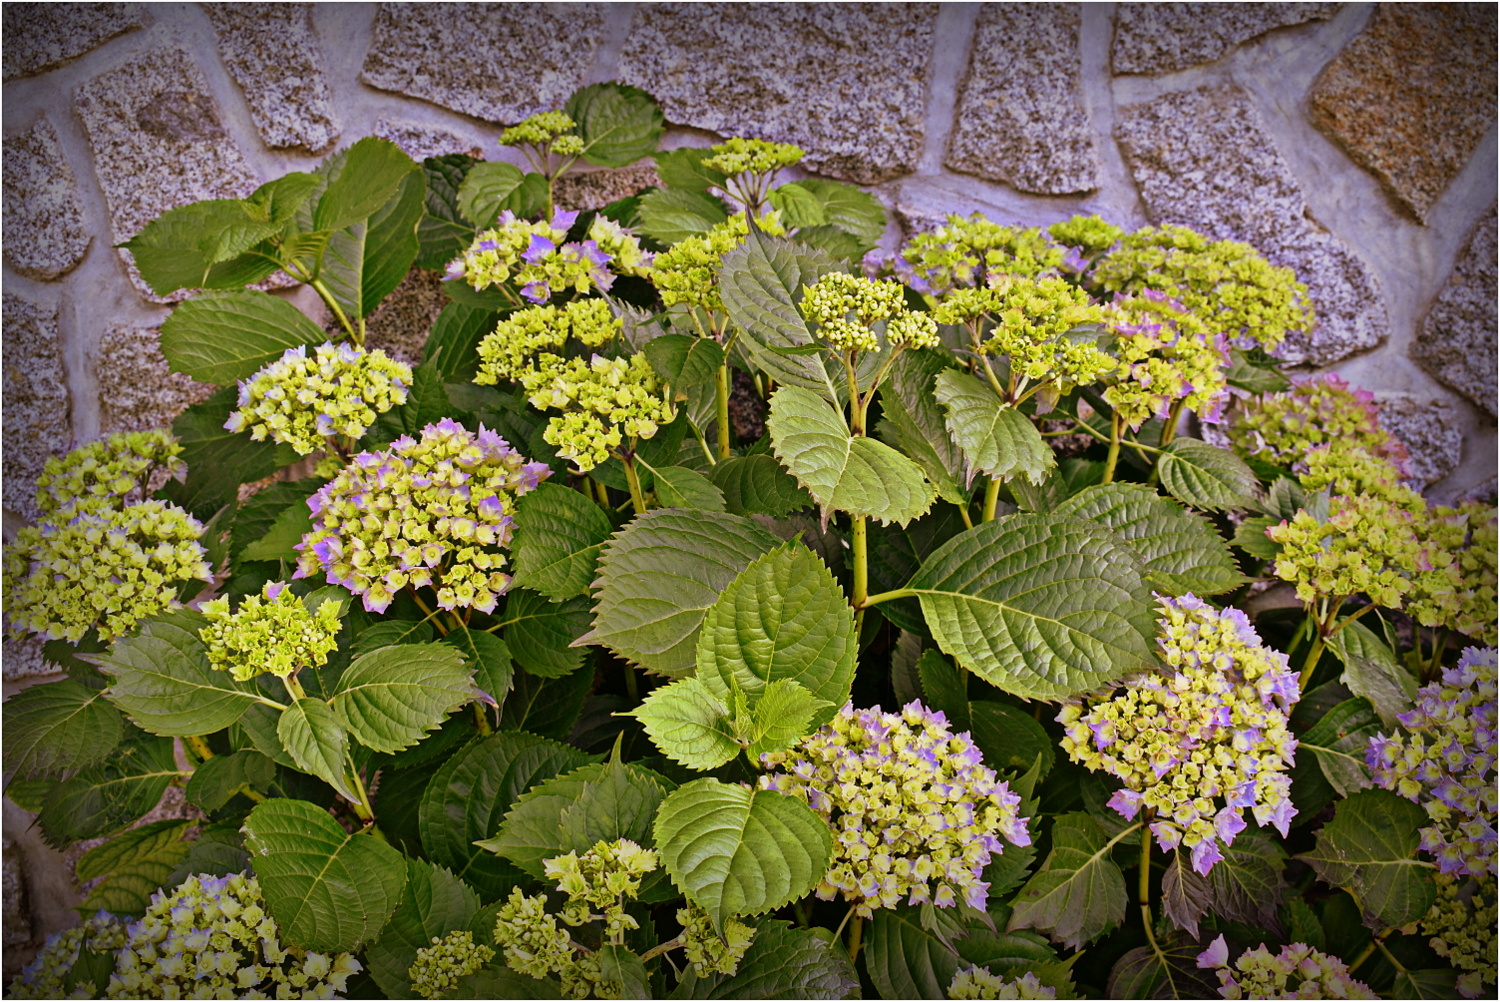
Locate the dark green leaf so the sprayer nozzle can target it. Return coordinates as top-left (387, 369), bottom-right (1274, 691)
top-left (238, 499), bottom-right (312, 562)
top-left (1225, 348), bottom-right (1290, 394)
top-left (184, 748), bottom-right (276, 811)
top-left (166, 388), bottom-right (300, 517)
top-left (457, 161), bottom-right (528, 228)
top-left (314, 137), bottom-right (418, 232)
top-left (120, 198), bottom-right (281, 296)
top-left (321, 168), bottom-right (426, 320)
top-left (230, 478), bottom-right (322, 567)
top-left (917, 649), bottom-right (970, 729)
top-left (416, 154), bottom-right (478, 270)
top-left (669, 920), bottom-right (859, 999)
top-left (159, 289), bottom-right (328, 385)
top-left (1161, 828), bottom-right (1287, 938)
top-left (934, 370), bottom-right (1055, 487)
top-left (77, 819), bottom-right (192, 917)
top-left (876, 350), bottom-right (967, 507)
top-left (868, 503), bottom-right (969, 635)
top-left (863, 905), bottom-right (962, 999)
top-left (1297, 696), bottom-right (1379, 797)
top-left (636, 187), bottom-right (731, 245)
top-left (1299, 789), bottom-right (1436, 929)
top-left (1, 679), bottom-right (125, 779)
top-left (792, 179), bottom-right (886, 251)
top-left (1392, 969), bottom-right (1460, 999)
top-left (499, 665), bottom-right (593, 739)
top-left (452, 966), bottom-right (562, 999)
top-left (278, 697), bottom-right (359, 803)
top-left (565, 82), bottom-right (664, 168)
top-left (1008, 813), bottom-right (1129, 949)
top-left (969, 700), bottom-right (1055, 779)
top-left (1328, 620), bottom-right (1415, 728)
top-left (444, 627), bottom-right (514, 710)
top-left (353, 619), bottom-right (436, 657)
top-left (365, 859), bottom-right (480, 999)
top-left (1106, 931), bottom-right (1219, 999)
top-left (653, 147), bottom-right (728, 194)
top-left (717, 230), bottom-right (840, 395)
top-left (37, 735), bottom-right (177, 846)
top-left (649, 464), bottom-right (727, 511)
top-left (709, 454), bottom-right (813, 518)
top-left (1232, 515), bottom-right (1282, 560)
top-left (426, 303), bottom-right (504, 384)
top-left (503, 590), bottom-right (592, 678)
top-left (511, 483), bottom-right (614, 602)
top-left (1156, 438), bottom-right (1264, 512)
top-left (332, 643), bottom-right (476, 753)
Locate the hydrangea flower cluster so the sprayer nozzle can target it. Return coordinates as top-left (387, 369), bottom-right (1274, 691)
top-left (1420, 873), bottom-right (1498, 998)
top-left (199, 581), bottom-right (341, 681)
top-left (1267, 493), bottom-right (1427, 610)
top-left (9, 910), bottom-right (125, 1000)
top-left (948, 967), bottom-right (1057, 1000)
top-left (677, 905), bottom-right (755, 977)
top-left (650, 211), bottom-right (784, 314)
top-left (1296, 444), bottom-right (1420, 507)
top-left (500, 109), bottom-right (584, 157)
top-left (225, 342), bottom-right (411, 455)
top-left (1103, 289), bottom-right (1230, 430)
top-left (1195, 935), bottom-right (1377, 1000)
top-left (295, 419), bottom-right (549, 613)
top-left (1367, 646), bottom-right (1497, 878)
top-left (408, 930), bottom-right (495, 1000)
top-left (873, 213), bottom-right (1065, 296)
top-left (107, 872), bottom-right (361, 999)
top-left (703, 136), bottom-right (805, 176)
top-left (492, 888), bottom-right (577, 984)
top-left (1059, 595), bottom-right (1300, 875)
top-left (800, 272), bottom-right (938, 352)
top-left (759, 700), bottom-right (1030, 918)
top-left (1229, 374), bottom-right (1407, 473)
top-left (32, 429), bottom-right (184, 516)
top-left (1047, 214), bottom-right (1124, 258)
top-left (446, 209), bottom-right (645, 304)
top-left (543, 838), bottom-right (660, 942)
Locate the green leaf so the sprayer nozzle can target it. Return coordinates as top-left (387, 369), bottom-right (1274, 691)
top-left (452, 966), bottom-right (562, 999)
top-left (669, 920), bottom-right (860, 999)
top-left (565, 82), bottom-right (664, 168)
top-left (443, 627), bottom-right (514, 709)
top-left (1232, 515), bottom-right (1282, 560)
top-left (503, 590), bottom-right (592, 678)
top-left (184, 748), bottom-right (275, 811)
top-left (278, 697), bottom-right (360, 803)
top-left (717, 230), bottom-right (840, 394)
top-left (655, 779), bottom-right (831, 930)
top-left (650, 464), bottom-right (727, 511)
top-left (746, 680), bottom-right (830, 760)
top-left (767, 182), bottom-right (827, 228)
top-left (644, 333), bottom-right (725, 431)
top-left (1298, 696), bottom-right (1379, 797)
top-left (917, 649), bottom-right (970, 729)
top-left (416, 154), bottom-right (478, 270)
top-left (424, 301), bottom-right (504, 381)
top-left (76, 819), bottom-right (192, 917)
top-left (1155, 438), bottom-right (1264, 512)
top-left (159, 289), bottom-right (328, 385)
top-left (364, 859), bottom-right (480, 1000)
top-left (157, 822), bottom-right (253, 898)
top-left (653, 147), bottom-right (728, 194)
top-left (969, 701), bottom-right (1056, 780)
top-left (768, 385), bottom-right (935, 526)
top-left (907, 515), bottom-right (1154, 700)
top-left (242, 797), bottom-right (407, 952)
top-left (637, 187), bottom-right (731, 245)
top-left (1299, 789), bottom-right (1436, 929)
top-left (499, 664), bottom-right (593, 739)
top-left (91, 613), bottom-right (264, 737)
top-left (1226, 348), bottom-right (1290, 394)
top-left (321, 168), bottom-right (426, 321)
top-left (1008, 813), bottom-right (1129, 950)
top-left (314, 137), bottom-right (418, 232)
top-left (419, 730), bottom-right (592, 897)
top-left (876, 351), bottom-right (967, 507)
top-left (583, 509), bottom-right (780, 677)
top-left (331, 643), bottom-right (475, 754)
top-left (37, 735), bottom-right (177, 846)
top-left (863, 905), bottom-right (962, 1000)
top-left (709, 454), bottom-right (814, 517)
top-left (1391, 969), bottom-right (1460, 999)
top-left (868, 504), bottom-right (969, 635)
top-left (1053, 483), bottom-right (1244, 596)
top-left (165, 388), bottom-right (300, 517)
top-left (1161, 828), bottom-right (1287, 938)
top-left (238, 499), bottom-right (312, 562)
top-left (599, 946), bottom-right (649, 999)
top-left (793, 179), bottom-right (885, 250)
top-left (933, 369), bottom-right (1055, 487)
top-left (353, 619), bottom-right (435, 657)
top-left (1328, 620), bottom-right (1415, 727)
top-left (229, 478), bottom-right (321, 561)
top-left (1106, 930), bottom-right (1219, 1000)
top-left (457, 161), bottom-right (528, 228)
top-left (120, 198), bottom-right (281, 295)
top-left (2, 679), bottom-right (125, 779)
top-left (630, 677), bottom-right (740, 770)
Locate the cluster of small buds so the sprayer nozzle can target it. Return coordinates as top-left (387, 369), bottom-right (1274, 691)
top-left (942, 277), bottom-right (1113, 393)
top-left (1420, 873), bottom-right (1498, 998)
top-left (476, 297), bottom-right (622, 381)
top-left (492, 888), bottom-right (575, 983)
top-left (650, 211), bottom-right (784, 313)
top-left (1059, 595), bottom-right (1300, 875)
top-left (9, 910), bottom-right (125, 1000)
top-left (874, 213), bottom-right (1064, 296)
top-left (446, 209), bottom-right (624, 304)
top-left (1229, 374), bottom-right (1407, 473)
top-left (106, 872), bottom-right (360, 999)
top-left (676, 905), bottom-right (755, 977)
top-left (800, 272), bottom-right (935, 352)
top-left (1090, 224), bottom-right (1313, 351)
top-left (1433, 503), bottom-right (1498, 645)
top-left (1195, 935), bottom-right (1377, 1000)
top-left (225, 342), bottom-right (412, 455)
top-left (1103, 289), bottom-right (1230, 429)
top-left (587, 215), bottom-right (653, 277)
top-left (295, 419), bottom-right (549, 613)
top-left (760, 700), bottom-right (1030, 919)
top-left (543, 838), bottom-right (659, 943)
top-left (1367, 646), bottom-right (1497, 879)
top-left (1047, 214), bottom-right (1124, 258)
top-left (408, 930), bottom-right (495, 1000)
top-left (1267, 493), bottom-right (1427, 609)
top-left (948, 967), bottom-right (1057, 1000)
top-left (33, 429), bottom-right (184, 517)
top-left (703, 136), bottom-right (805, 176)
top-left (1297, 445), bottom-right (1420, 508)
top-left (500, 110), bottom-right (582, 154)
top-left (199, 581), bottom-right (341, 681)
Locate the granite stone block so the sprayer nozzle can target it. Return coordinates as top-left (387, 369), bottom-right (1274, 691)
top-left (1, 119), bottom-right (90, 280)
top-left (1414, 212), bottom-right (1498, 417)
top-left (205, 3), bottom-right (339, 152)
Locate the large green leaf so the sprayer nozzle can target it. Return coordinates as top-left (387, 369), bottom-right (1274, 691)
top-left (320, 168), bottom-right (426, 321)
top-left (565, 82), bottom-right (664, 168)
top-left (654, 779), bottom-right (831, 930)
top-left (313, 136), bottom-right (418, 233)
top-left (863, 905), bottom-right (963, 1000)
top-left (1155, 438), bottom-right (1264, 512)
top-left (277, 697), bottom-right (360, 803)
top-left (424, 301), bottom-right (504, 382)
top-left (1160, 829), bottom-right (1287, 938)
top-left (791, 179), bottom-right (886, 251)
top-left (238, 499), bottom-right (312, 562)
top-left (1299, 789), bottom-right (1436, 929)
top-left (331, 643), bottom-right (476, 754)
top-left (158, 289), bottom-right (328, 386)
top-left (364, 859), bottom-right (480, 999)
top-left (1008, 813), bottom-right (1129, 950)
top-left (416, 154), bottom-right (477, 270)
top-left (644, 333), bottom-right (725, 431)
top-left (636, 187), bottom-right (731, 245)
top-left (1106, 931), bottom-right (1219, 1000)
top-left (766, 182), bottom-right (827, 228)
top-left (165, 388), bottom-right (300, 517)
top-left (76, 819), bottom-right (192, 917)
top-left (1, 679), bottom-right (125, 779)
top-left (583, 509), bottom-right (780, 677)
top-left (242, 798), bottom-right (407, 953)
top-left (183, 748), bottom-right (276, 812)
top-left (456, 161), bottom-right (528, 228)
top-left (650, 464), bottom-right (727, 511)
top-left (1328, 620), bottom-right (1415, 728)
top-left (502, 590), bottom-right (592, 678)
top-left (934, 369), bottom-right (1055, 487)
top-left (969, 701), bottom-right (1056, 780)
top-left (37, 735), bottom-right (177, 846)
top-left (1053, 483), bottom-right (1244, 596)
top-left (229, 478), bottom-right (322, 565)
top-left (499, 664), bottom-right (593, 739)
top-left (717, 229), bottom-right (840, 395)
top-left (511, 483), bottom-right (614, 601)
top-left (1391, 969), bottom-right (1460, 999)
top-left (119, 198), bottom-right (282, 295)
top-left (653, 147), bottom-right (728, 194)
top-left (709, 454), bottom-right (814, 517)
top-left (443, 627), bottom-right (514, 710)
top-left (877, 351), bottom-right (968, 507)
top-left (906, 515), bottom-right (1154, 700)
top-left (670, 920), bottom-right (860, 999)
top-left (868, 503), bottom-right (970, 635)
top-left (1297, 696), bottom-right (1378, 797)
top-left (630, 677), bottom-right (741, 770)
top-left (768, 385), bottom-right (935, 526)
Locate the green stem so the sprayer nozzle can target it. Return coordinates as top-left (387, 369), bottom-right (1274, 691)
top-left (346, 754), bottom-right (375, 823)
top-left (184, 734), bottom-right (215, 762)
top-left (1298, 634), bottom-right (1327, 692)
top-left (309, 279), bottom-right (358, 343)
top-left (1160, 400), bottom-right (1184, 449)
top-left (715, 363), bottom-right (732, 461)
top-left (472, 703), bottom-right (492, 736)
top-left (1103, 412), bottom-right (1123, 484)
top-left (846, 914), bottom-right (864, 965)
top-left (639, 937), bottom-right (683, 964)
top-left (283, 673), bottom-right (309, 701)
top-left (954, 501), bottom-right (974, 530)
top-left (982, 479), bottom-right (1002, 522)
top-left (621, 453), bottom-right (648, 515)
top-left (593, 477), bottom-right (611, 509)
top-left (1346, 939), bottom-right (1378, 975)
top-left (1428, 629), bottom-right (1451, 681)
top-left (851, 515), bottom-right (869, 610)
top-left (862, 587), bottom-right (918, 607)
top-left (1138, 823), bottom-right (1164, 961)
top-left (624, 662), bottom-right (640, 702)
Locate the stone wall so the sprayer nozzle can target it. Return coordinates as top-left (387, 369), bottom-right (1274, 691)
top-left (1, 0), bottom-right (1496, 966)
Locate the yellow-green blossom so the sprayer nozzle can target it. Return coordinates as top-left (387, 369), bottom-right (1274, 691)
top-left (8, 911), bottom-right (125, 1000)
top-left (1195, 935), bottom-right (1377, 999)
top-left (949, 967), bottom-right (1057, 1000)
top-left (677, 905), bottom-right (755, 977)
top-left (409, 930), bottom-right (495, 1000)
top-left (588, 215), bottom-right (653, 277)
top-left (1421, 873), bottom-right (1498, 999)
top-left (543, 838), bottom-right (659, 942)
top-left (703, 136), bottom-right (805, 176)
top-left (1230, 374), bottom-right (1404, 470)
top-left (1103, 290), bottom-right (1229, 429)
top-left (650, 211), bottom-right (785, 314)
top-left (1047, 214), bottom-right (1124, 257)
top-left (1268, 493), bottom-right (1427, 610)
top-left (946, 276), bottom-right (1112, 393)
top-left (884, 213), bottom-right (1064, 295)
top-left (500, 110), bottom-right (576, 148)
top-left (199, 581), bottom-right (341, 681)
top-left (446, 209), bottom-right (620, 304)
top-left (492, 888), bottom-right (574, 984)
top-left (32, 429), bottom-right (184, 518)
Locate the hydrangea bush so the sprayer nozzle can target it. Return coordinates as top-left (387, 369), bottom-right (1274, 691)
top-left (4, 83), bottom-right (1495, 1000)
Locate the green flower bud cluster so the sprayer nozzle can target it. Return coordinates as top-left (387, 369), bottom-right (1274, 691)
top-left (1267, 493), bottom-right (1427, 609)
top-left (9, 910), bottom-right (125, 1000)
top-left (500, 110), bottom-right (577, 148)
top-left (542, 838), bottom-right (659, 943)
top-left (650, 211), bottom-right (784, 313)
top-left (32, 429), bottom-right (184, 517)
top-left (225, 342), bottom-right (412, 456)
top-left (199, 581), bottom-right (341, 681)
top-left (1420, 873), bottom-right (1498, 999)
top-left (588, 215), bottom-right (653, 277)
top-left (1060, 595), bottom-right (1300, 875)
top-left (1090, 224), bottom-right (1313, 351)
top-left (296, 419), bottom-right (549, 613)
top-left (1047, 214), bottom-right (1124, 257)
top-left (1195, 935), bottom-right (1377, 1000)
top-left (1229, 374), bottom-right (1405, 472)
top-left (888, 213), bottom-right (1065, 295)
top-left (676, 905), bottom-right (755, 977)
top-left (949, 967), bottom-right (1057, 1000)
top-left (800, 272), bottom-right (939, 352)
top-left (950, 276), bottom-right (1113, 392)
top-left (1103, 290), bottom-right (1229, 430)
top-left (106, 872), bottom-right (361, 999)
top-left (476, 298), bottom-right (622, 382)
top-left (1430, 502), bottom-right (1499, 645)
top-left (492, 888), bottom-right (576, 985)
top-left (408, 930), bottom-right (495, 1000)
top-left (1297, 444), bottom-right (1421, 507)
top-left (703, 136), bottom-right (805, 176)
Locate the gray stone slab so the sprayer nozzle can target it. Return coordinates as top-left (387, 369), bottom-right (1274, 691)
top-left (1116, 84), bottom-right (1387, 367)
top-left (94, 325), bottom-right (214, 435)
top-left (1376, 395), bottom-right (1463, 490)
top-left (373, 119), bottom-right (483, 162)
top-left (361, 3), bottom-right (607, 123)
top-left (617, 3), bottom-right (938, 184)
top-left (1, 636), bottom-right (54, 682)
top-left (946, 3), bottom-right (1098, 195)
top-left (1112, 3), bottom-right (1339, 75)
top-left (1, 2), bottom-right (145, 80)
top-left (2, 838), bottom-right (30, 951)
top-left (1309, 5), bottom-right (1497, 222)
top-left (1, 119), bottom-right (90, 281)
top-left (1414, 212), bottom-right (1498, 418)
top-left (204, 4), bottom-right (339, 152)
top-left (2, 296), bottom-right (71, 520)
top-left (555, 163), bottom-right (660, 212)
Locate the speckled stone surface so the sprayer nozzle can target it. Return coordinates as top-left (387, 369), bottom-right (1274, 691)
top-left (1, 119), bottom-right (90, 281)
top-left (617, 3), bottom-right (938, 184)
top-left (373, 119), bottom-right (483, 162)
top-left (555, 163), bottom-right (660, 211)
top-left (361, 3), bottom-right (607, 124)
top-left (1377, 395), bottom-right (1463, 489)
top-left (1414, 212), bottom-right (1498, 418)
top-left (0, 2), bottom-right (144, 80)
top-left (1116, 84), bottom-right (1387, 367)
top-left (204, 4), bottom-right (339, 152)
top-left (357, 268), bottom-right (449, 368)
top-left (0, 636), bottom-right (54, 682)
top-left (946, 4), bottom-right (1098, 194)
top-left (2, 296), bottom-right (71, 520)
top-left (2, 838), bottom-right (30, 952)
top-left (94, 325), bottom-right (214, 435)
top-left (1308, 5), bottom-right (1497, 222)
top-left (1112, 2), bottom-right (1339, 75)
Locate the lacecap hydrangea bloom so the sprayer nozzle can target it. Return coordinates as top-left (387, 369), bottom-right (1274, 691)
top-left (760, 700), bottom-right (1030, 918)
top-left (500, 109), bottom-right (581, 153)
top-left (873, 213), bottom-right (1064, 295)
top-left (1367, 646), bottom-right (1497, 879)
top-left (800, 271), bottom-right (940, 353)
top-left (199, 581), bottom-right (341, 681)
top-left (1047, 213), bottom-right (1125, 258)
top-left (1103, 289), bottom-right (1230, 430)
top-left (949, 967), bottom-right (1057, 1000)
top-left (1195, 935), bottom-right (1377, 1000)
top-left (1059, 594), bottom-right (1300, 875)
top-left (408, 930), bottom-right (495, 1000)
top-left (295, 419), bottom-right (549, 613)
top-left (1420, 872), bottom-right (1498, 998)
top-left (1267, 493), bottom-right (1428, 611)
top-left (225, 342), bottom-right (412, 455)
top-left (445, 209), bottom-right (648, 304)
top-left (9, 910), bottom-right (125, 1000)
top-left (703, 136), bottom-right (805, 176)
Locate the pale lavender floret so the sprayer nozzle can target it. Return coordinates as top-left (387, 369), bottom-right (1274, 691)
top-left (520, 280), bottom-right (549, 304)
top-left (551, 208), bottom-right (580, 231)
top-left (522, 233), bottom-right (555, 264)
